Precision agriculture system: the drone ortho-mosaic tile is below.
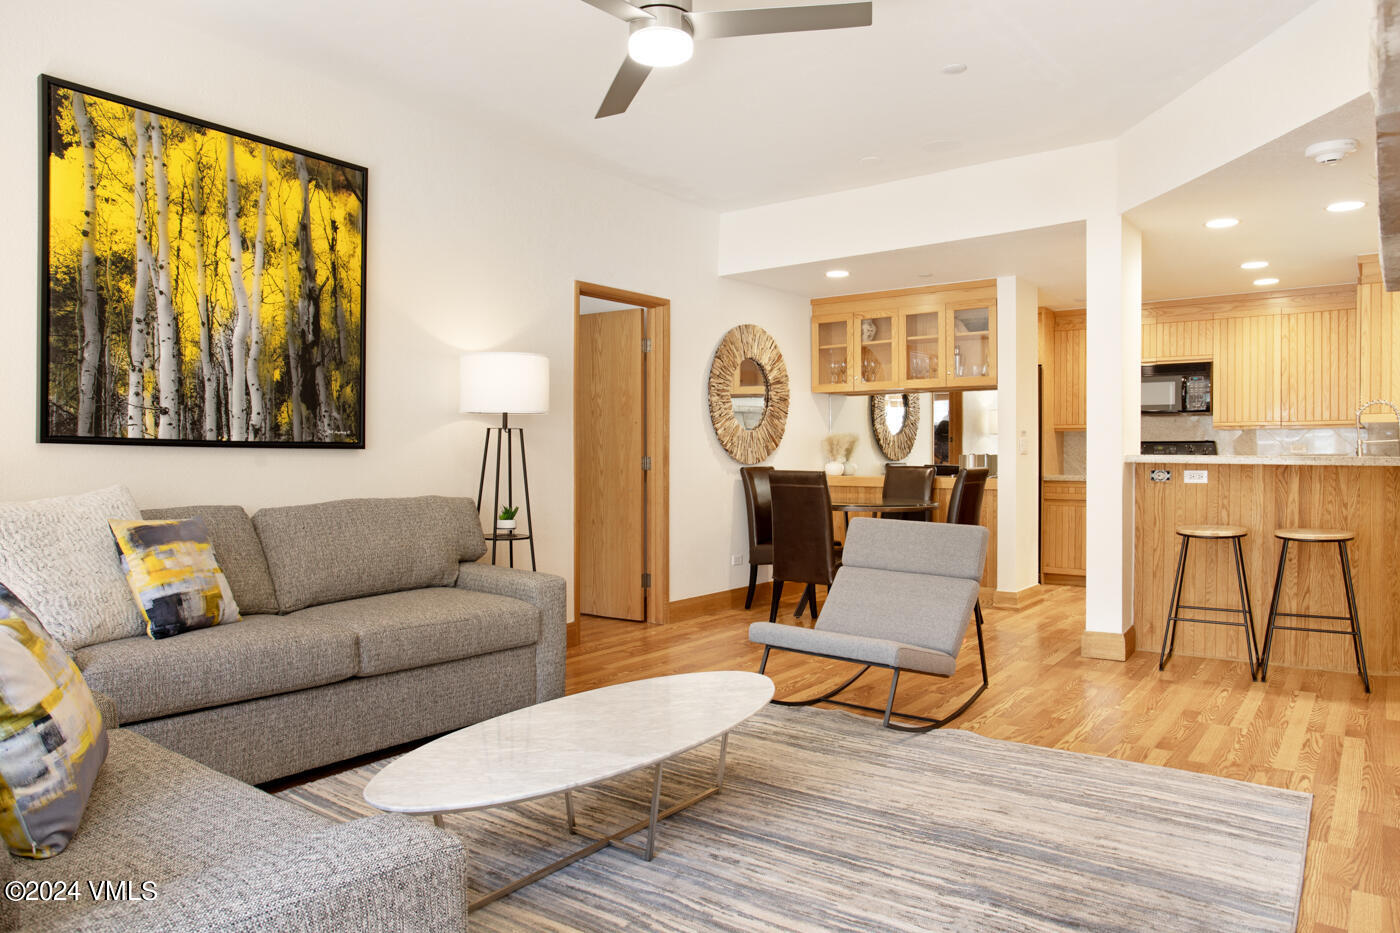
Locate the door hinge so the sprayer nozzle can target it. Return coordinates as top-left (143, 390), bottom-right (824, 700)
top-left (642, 573), bottom-right (652, 588)
top-left (642, 455), bottom-right (652, 471)
top-left (642, 338), bottom-right (652, 352)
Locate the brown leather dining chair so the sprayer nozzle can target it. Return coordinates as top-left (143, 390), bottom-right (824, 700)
top-left (946, 468), bottom-right (989, 526)
top-left (739, 466), bottom-right (773, 610)
top-left (880, 465), bottom-right (937, 521)
top-left (768, 470), bottom-right (841, 624)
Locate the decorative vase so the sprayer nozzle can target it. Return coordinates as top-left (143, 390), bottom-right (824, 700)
top-left (496, 519), bottom-right (517, 533)
top-left (824, 461), bottom-right (845, 477)
top-left (844, 462), bottom-right (858, 475)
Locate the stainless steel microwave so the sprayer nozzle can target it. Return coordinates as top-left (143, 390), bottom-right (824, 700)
top-left (1141, 364), bottom-right (1211, 413)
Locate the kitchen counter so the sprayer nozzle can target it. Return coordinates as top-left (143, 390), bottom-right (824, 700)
top-left (1131, 460), bottom-right (1400, 675)
top-left (1126, 454), bottom-right (1400, 466)
top-left (1044, 474), bottom-right (1086, 482)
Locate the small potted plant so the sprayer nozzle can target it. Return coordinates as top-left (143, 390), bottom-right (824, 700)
top-left (821, 433), bottom-right (857, 476)
top-left (496, 505), bottom-right (519, 534)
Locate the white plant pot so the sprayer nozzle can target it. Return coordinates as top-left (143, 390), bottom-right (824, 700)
top-left (844, 462), bottom-right (858, 475)
top-left (824, 461), bottom-right (845, 477)
top-left (496, 519), bottom-right (517, 533)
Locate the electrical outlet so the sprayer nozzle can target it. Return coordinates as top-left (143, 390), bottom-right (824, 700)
top-left (731, 554), bottom-right (744, 567)
top-left (1184, 470), bottom-right (1208, 484)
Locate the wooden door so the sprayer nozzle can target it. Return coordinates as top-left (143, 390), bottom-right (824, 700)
top-left (900, 306), bottom-right (947, 390)
top-left (577, 307), bottom-right (647, 621)
top-left (946, 300), bottom-right (997, 388)
top-left (1051, 323), bottom-right (1086, 430)
top-left (854, 310), bottom-right (901, 392)
top-left (1213, 313), bottom-right (1281, 428)
top-left (811, 312), bottom-right (854, 393)
top-left (1279, 307), bottom-right (1358, 425)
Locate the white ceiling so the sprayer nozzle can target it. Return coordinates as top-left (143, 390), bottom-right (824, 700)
top-left (1128, 94), bottom-right (1378, 301)
top-left (730, 222), bottom-right (1088, 305)
top-left (732, 95), bottom-right (1379, 306)
top-left (168, 0), bottom-right (1318, 211)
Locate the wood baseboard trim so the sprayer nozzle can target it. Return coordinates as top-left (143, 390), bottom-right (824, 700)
top-left (1080, 626), bottom-right (1136, 662)
top-left (992, 584), bottom-right (1046, 611)
top-left (566, 619), bottom-right (581, 648)
top-left (669, 582), bottom-right (772, 623)
top-left (1042, 573), bottom-right (1086, 587)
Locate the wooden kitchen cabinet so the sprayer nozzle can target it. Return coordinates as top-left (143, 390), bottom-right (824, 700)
top-left (1142, 318), bottom-right (1213, 363)
top-left (810, 281), bottom-right (998, 394)
top-left (811, 312), bottom-right (854, 393)
top-left (1358, 264), bottom-right (1400, 420)
top-left (1051, 317), bottom-right (1086, 430)
top-left (1212, 313), bottom-right (1282, 428)
top-left (1279, 307), bottom-right (1358, 425)
top-left (1041, 481), bottom-right (1085, 583)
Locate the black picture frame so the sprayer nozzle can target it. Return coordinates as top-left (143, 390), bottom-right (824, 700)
top-left (38, 74), bottom-right (368, 449)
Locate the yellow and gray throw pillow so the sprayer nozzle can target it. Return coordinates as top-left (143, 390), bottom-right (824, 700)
top-left (0, 583), bottom-right (109, 858)
top-left (109, 519), bottom-right (241, 639)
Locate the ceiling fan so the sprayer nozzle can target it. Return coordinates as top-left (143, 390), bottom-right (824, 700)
top-left (581, 0), bottom-right (874, 117)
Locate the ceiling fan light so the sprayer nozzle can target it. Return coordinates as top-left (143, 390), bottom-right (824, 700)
top-left (628, 9), bottom-right (694, 67)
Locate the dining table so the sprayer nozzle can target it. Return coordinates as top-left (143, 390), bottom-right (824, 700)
top-left (831, 498), bottom-right (940, 528)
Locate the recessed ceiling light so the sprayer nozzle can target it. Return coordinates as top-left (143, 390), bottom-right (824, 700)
top-left (1205, 217), bottom-right (1239, 229)
top-left (826, 269), bottom-right (850, 279)
top-left (917, 272), bottom-right (934, 278)
top-left (859, 155), bottom-right (880, 165)
top-left (941, 64), bottom-right (967, 75)
top-left (1325, 200), bottom-right (1365, 213)
top-left (1253, 277), bottom-right (1279, 286)
top-left (1240, 260), bottom-right (1269, 270)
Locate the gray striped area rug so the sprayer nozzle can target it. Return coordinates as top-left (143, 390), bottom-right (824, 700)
top-left (278, 705), bottom-right (1310, 932)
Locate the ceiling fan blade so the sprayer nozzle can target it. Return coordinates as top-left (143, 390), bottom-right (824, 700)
top-left (577, 0), bottom-right (654, 22)
top-left (688, 1), bottom-right (872, 40)
top-left (596, 57), bottom-right (653, 118)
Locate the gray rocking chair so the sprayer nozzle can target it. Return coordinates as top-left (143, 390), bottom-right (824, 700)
top-left (748, 518), bottom-right (989, 732)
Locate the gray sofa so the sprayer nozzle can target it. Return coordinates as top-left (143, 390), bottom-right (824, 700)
top-left (78, 494), bottom-right (566, 785)
top-left (2, 494), bottom-right (565, 932)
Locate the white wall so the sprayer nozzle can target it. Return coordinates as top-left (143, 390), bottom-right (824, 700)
top-left (0, 1), bottom-right (820, 608)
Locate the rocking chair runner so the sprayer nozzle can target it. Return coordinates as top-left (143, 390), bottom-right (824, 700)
top-left (749, 518), bottom-right (989, 732)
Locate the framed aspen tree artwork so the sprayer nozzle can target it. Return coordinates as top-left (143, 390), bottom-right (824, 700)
top-left (39, 75), bottom-right (367, 448)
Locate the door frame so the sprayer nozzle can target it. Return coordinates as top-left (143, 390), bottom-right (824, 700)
top-left (573, 281), bottom-right (671, 630)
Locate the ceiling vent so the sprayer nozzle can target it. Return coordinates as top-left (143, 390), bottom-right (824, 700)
top-left (1303, 138), bottom-right (1358, 165)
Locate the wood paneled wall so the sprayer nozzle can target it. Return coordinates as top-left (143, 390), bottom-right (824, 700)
top-left (1133, 463), bottom-right (1400, 675)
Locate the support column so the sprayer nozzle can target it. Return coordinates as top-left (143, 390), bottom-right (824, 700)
top-left (1082, 214), bottom-right (1142, 659)
top-left (994, 275), bottom-right (1042, 608)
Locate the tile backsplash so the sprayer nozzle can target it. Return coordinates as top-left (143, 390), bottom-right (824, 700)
top-left (1139, 414), bottom-right (1370, 455)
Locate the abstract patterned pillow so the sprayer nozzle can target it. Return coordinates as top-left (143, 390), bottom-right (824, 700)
top-left (109, 519), bottom-right (242, 639)
top-left (0, 583), bottom-right (109, 858)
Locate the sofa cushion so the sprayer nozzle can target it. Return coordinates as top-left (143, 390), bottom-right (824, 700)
top-left (253, 497), bottom-right (469, 613)
top-left (142, 505), bottom-right (278, 615)
top-left (110, 519), bottom-right (241, 639)
top-left (442, 496), bottom-right (487, 563)
top-left (74, 616), bottom-right (359, 724)
top-left (10, 729), bottom-right (324, 900)
top-left (290, 588), bottom-right (539, 677)
top-left (0, 585), bottom-right (108, 859)
top-left (0, 484), bottom-right (143, 650)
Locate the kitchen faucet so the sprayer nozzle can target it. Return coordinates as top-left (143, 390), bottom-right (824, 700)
top-left (1355, 399), bottom-right (1400, 455)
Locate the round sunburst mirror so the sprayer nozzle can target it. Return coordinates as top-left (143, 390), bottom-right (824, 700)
top-left (708, 325), bottom-right (789, 464)
top-left (871, 393), bottom-right (920, 461)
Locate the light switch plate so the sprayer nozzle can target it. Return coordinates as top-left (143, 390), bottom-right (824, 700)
top-left (1184, 470), bottom-right (1208, 484)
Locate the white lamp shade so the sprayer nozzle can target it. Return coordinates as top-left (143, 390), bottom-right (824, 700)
top-left (460, 352), bottom-right (550, 414)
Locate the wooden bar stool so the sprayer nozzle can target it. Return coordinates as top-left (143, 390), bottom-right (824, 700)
top-left (1260, 529), bottom-right (1370, 692)
top-left (1159, 524), bottom-right (1260, 679)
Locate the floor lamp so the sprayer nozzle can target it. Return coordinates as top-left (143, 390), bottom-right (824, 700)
top-left (460, 352), bottom-right (549, 570)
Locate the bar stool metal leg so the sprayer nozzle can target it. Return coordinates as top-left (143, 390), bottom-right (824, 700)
top-left (1259, 539), bottom-right (1290, 683)
top-left (1338, 541), bottom-right (1371, 693)
top-left (1159, 536), bottom-right (1190, 670)
top-left (1230, 537), bottom-right (1260, 681)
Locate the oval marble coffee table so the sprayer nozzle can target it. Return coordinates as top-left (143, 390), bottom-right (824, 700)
top-left (364, 670), bottom-right (775, 911)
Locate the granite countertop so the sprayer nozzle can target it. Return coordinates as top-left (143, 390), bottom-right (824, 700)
top-left (1125, 454), bottom-right (1400, 466)
top-left (1044, 474), bottom-right (1086, 482)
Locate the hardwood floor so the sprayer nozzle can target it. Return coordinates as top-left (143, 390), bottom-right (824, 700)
top-left (569, 585), bottom-right (1397, 933)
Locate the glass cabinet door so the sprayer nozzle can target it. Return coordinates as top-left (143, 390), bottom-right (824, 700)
top-left (812, 315), bottom-right (852, 392)
top-left (948, 301), bottom-right (996, 387)
top-left (902, 308), bottom-right (944, 388)
top-left (855, 312), bottom-right (899, 391)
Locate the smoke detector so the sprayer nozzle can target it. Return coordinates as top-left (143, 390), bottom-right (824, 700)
top-left (1304, 139), bottom-right (1358, 165)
